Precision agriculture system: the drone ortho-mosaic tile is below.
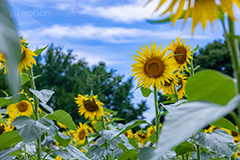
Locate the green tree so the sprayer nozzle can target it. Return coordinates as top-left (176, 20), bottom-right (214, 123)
top-left (33, 45), bottom-right (148, 124)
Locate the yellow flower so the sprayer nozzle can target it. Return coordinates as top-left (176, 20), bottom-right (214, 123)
top-left (54, 156), bottom-right (62, 160)
top-left (124, 130), bottom-right (133, 138)
top-left (0, 113), bottom-right (1, 119)
top-left (81, 148), bottom-right (87, 153)
top-left (75, 94), bottom-right (104, 120)
top-left (56, 121), bottom-right (68, 129)
top-left (55, 141), bottom-right (61, 148)
top-left (0, 122), bottom-right (13, 135)
top-left (152, 0), bottom-right (240, 33)
top-left (168, 37), bottom-right (192, 73)
top-left (161, 75), bottom-right (179, 95)
top-left (131, 43), bottom-right (174, 91)
top-left (0, 52), bottom-right (6, 69)
top-left (134, 131), bottom-right (148, 145)
top-left (6, 100), bottom-right (33, 117)
top-left (73, 123), bottom-right (90, 145)
top-left (147, 126), bottom-right (156, 137)
top-left (176, 74), bottom-right (188, 99)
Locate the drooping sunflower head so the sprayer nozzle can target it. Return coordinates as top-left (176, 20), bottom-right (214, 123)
top-left (161, 75), bottom-right (179, 95)
top-left (176, 74), bottom-right (188, 99)
top-left (124, 129), bottom-right (133, 138)
top-left (75, 94), bottom-right (104, 120)
top-left (134, 131), bottom-right (148, 145)
top-left (151, 0), bottom-right (240, 33)
top-left (6, 100), bottom-right (33, 117)
top-left (73, 122), bottom-right (90, 145)
top-left (168, 38), bottom-right (192, 73)
top-left (131, 43), bottom-right (174, 91)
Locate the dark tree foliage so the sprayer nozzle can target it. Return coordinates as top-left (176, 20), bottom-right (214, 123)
top-left (194, 40), bottom-right (233, 77)
top-left (32, 44), bottom-right (148, 124)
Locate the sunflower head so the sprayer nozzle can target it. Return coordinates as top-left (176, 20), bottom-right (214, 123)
top-left (176, 74), bottom-right (188, 99)
top-left (147, 126), bottom-right (156, 137)
top-left (0, 52), bottom-right (6, 70)
top-left (0, 123), bottom-right (6, 135)
top-left (124, 129), bottom-right (133, 138)
top-left (168, 38), bottom-right (192, 73)
top-left (6, 100), bottom-right (33, 117)
top-left (73, 123), bottom-right (90, 145)
top-left (134, 131), bottom-right (148, 145)
top-left (161, 75), bottom-right (179, 95)
top-left (75, 94), bottom-right (104, 120)
top-left (131, 43), bottom-right (174, 91)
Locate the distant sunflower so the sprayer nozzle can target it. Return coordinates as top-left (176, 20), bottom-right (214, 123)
top-left (0, 123), bottom-right (12, 135)
top-left (131, 43), bottom-right (174, 91)
top-left (124, 130), bottom-right (133, 138)
top-left (54, 156), bottom-right (62, 160)
top-left (6, 100), bottom-right (33, 117)
top-left (176, 74), bottom-right (188, 99)
top-left (134, 131), bottom-right (148, 144)
top-left (161, 75), bottom-right (179, 95)
top-left (152, 0), bottom-right (240, 33)
top-left (147, 125), bottom-right (156, 137)
top-left (75, 94), bottom-right (104, 120)
top-left (73, 123), bottom-right (90, 145)
top-left (0, 52), bottom-right (6, 70)
top-left (57, 121), bottom-right (68, 129)
top-left (168, 38), bottom-right (192, 73)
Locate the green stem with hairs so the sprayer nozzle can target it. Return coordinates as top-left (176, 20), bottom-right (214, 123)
top-left (28, 67), bottom-right (41, 160)
top-left (154, 86), bottom-right (160, 145)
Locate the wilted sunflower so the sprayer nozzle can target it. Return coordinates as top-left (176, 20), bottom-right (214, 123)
top-left (124, 129), bottom-right (134, 138)
top-left (152, 0), bottom-right (240, 33)
top-left (131, 43), bottom-right (174, 91)
top-left (176, 74), bottom-right (188, 99)
top-left (73, 123), bottom-right (91, 145)
top-left (168, 37), bottom-right (192, 73)
top-left (75, 94), bottom-right (104, 120)
top-left (134, 131), bottom-right (148, 144)
top-left (161, 75), bottom-right (179, 95)
top-left (6, 100), bottom-right (33, 117)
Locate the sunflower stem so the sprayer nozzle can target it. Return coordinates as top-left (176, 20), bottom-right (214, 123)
top-left (28, 67), bottom-right (41, 160)
top-left (154, 86), bottom-right (160, 145)
top-left (197, 145), bottom-right (201, 160)
top-left (225, 17), bottom-right (240, 127)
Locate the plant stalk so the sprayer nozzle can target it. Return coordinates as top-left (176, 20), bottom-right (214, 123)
top-left (29, 67), bottom-right (41, 160)
top-left (197, 145), bottom-right (201, 160)
top-left (154, 86), bottom-right (160, 145)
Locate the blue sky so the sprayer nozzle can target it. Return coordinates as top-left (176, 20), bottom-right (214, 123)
top-left (8, 0), bottom-right (238, 122)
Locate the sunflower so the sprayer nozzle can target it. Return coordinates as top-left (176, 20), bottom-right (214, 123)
top-left (147, 125), bottom-right (156, 137)
top-left (124, 129), bottom-right (134, 138)
top-left (6, 100), bottom-right (33, 117)
top-left (56, 121), bottom-right (68, 129)
top-left (0, 52), bottom-right (6, 70)
top-left (168, 38), bottom-right (192, 73)
top-left (134, 131), bottom-right (148, 145)
top-left (75, 94), bottom-right (104, 120)
top-left (131, 43), bottom-right (174, 91)
top-left (73, 123), bottom-right (91, 145)
top-left (0, 123), bottom-right (12, 135)
top-left (152, 0), bottom-right (240, 33)
top-left (176, 74), bottom-right (188, 99)
top-left (54, 156), bottom-right (62, 160)
top-left (161, 75), bottom-right (179, 95)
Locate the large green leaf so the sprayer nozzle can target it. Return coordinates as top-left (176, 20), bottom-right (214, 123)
top-left (111, 120), bottom-right (148, 140)
top-left (118, 149), bottom-right (138, 160)
top-left (20, 73), bottom-right (30, 85)
top-left (175, 141), bottom-right (195, 155)
top-left (138, 147), bottom-right (154, 160)
top-left (0, 131), bottom-right (23, 151)
top-left (211, 118), bottom-right (238, 132)
top-left (45, 110), bottom-right (76, 130)
top-left (193, 129), bottom-right (236, 158)
top-left (54, 131), bottom-right (70, 147)
top-left (0, 0), bottom-right (21, 94)
top-left (0, 94), bottom-right (28, 108)
top-left (29, 89), bottom-right (54, 104)
top-left (12, 116), bottom-right (54, 143)
top-left (152, 95), bottom-right (240, 159)
top-left (186, 70), bottom-right (236, 105)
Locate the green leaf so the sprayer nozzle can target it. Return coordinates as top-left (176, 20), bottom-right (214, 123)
top-left (118, 149), bottom-right (138, 160)
top-left (149, 134), bottom-right (156, 144)
top-left (0, 94), bottom-right (28, 108)
top-left (146, 17), bottom-right (171, 24)
top-left (112, 117), bottom-right (124, 121)
top-left (193, 129), bottom-right (236, 158)
top-left (46, 110), bottom-right (76, 130)
top-left (40, 102), bottom-right (53, 113)
top-left (94, 121), bottom-right (103, 132)
top-left (138, 147), bottom-right (154, 160)
top-left (34, 45), bottom-right (48, 55)
top-left (54, 131), bottom-right (70, 147)
top-left (118, 143), bottom-right (128, 152)
top-left (103, 107), bottom-right (117, 115)
top-left (29, 89), bottom-right (54, 104)
top-left (66, 145), bottom-right (90, 160)
top-left (20, 73), bottom-right (30, 85)
top-left (140, 87), bottom-right (152, 97)
top-left (191, 45), bottom-right (199, 54)
top-left (211, 118), bottom-right (238, 132)
top-left (0, 0), bottom-right (21, 94)
top-left (153, 95), bottom-right (240, 159)
top-left (128, 138), bottom-right (138, 150)
top-left (186, 70), bottom-right (236, 105)
top-left (111, 120), bottom-right (148, 140)
top-left (175, 141), bottom-right (195, 155)
top-left (12, 116), bottom-right (54, 143)
top-left (0, 131), bottom-right (23, 151)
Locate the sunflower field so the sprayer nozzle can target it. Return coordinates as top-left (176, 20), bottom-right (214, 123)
top-left (2, 0), bottom-right (240, 160)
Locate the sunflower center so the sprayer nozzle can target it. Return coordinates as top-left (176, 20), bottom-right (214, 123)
top-left (83, 98), bottom-right (99, 112)
top-left (144, 57), bottom-right (165, 78)
top-left (174, 47), bottom-right (187, 64)
top-left (0, 123), bottom-right (5, 135)
top-left (78, 129), bottom-right (86, 140)
top-left (17, 102), bottom-right (28, 112)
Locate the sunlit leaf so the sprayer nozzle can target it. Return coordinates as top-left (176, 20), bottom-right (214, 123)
top-left (0, 131), bottom-right (23, 151)
top-left (29, 89), bottom-right (54, 104)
